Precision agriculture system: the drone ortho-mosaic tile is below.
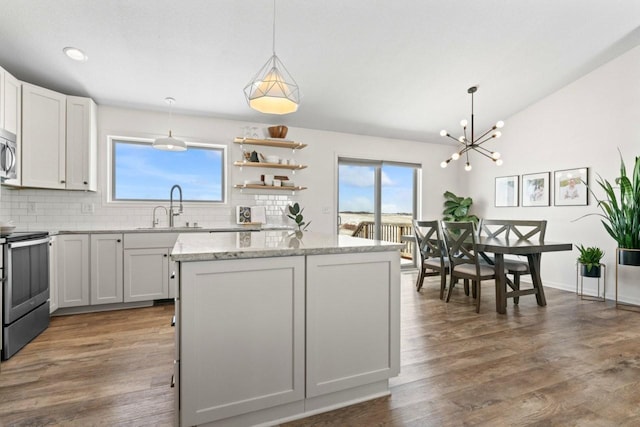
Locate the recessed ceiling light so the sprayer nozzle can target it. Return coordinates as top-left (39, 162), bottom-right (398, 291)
top-left (63, 47), bottom-right (88, 62)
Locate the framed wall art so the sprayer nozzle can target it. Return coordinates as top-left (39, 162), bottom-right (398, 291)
top-left (554, 167), bottom-right (588, 206)
top-left (495, 175), bottom-right (519, 207)
top-left (522, 172), bottom-right (550, 207)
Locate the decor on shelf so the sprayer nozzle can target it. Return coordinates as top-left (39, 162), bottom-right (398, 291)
top-left (153, 97), bottom-right (187, 151)
top-left (268, 125), bottom-right (288, 138)
top-left (554, 168), bottom-right (588, 206)
top-left (287, 202), bottom-right (310, 231)
top-left (576, 244), bottom-right (604, 277)
top-left (522, 172), bottom-right (550, 207)
top-left (244, 0), bottom-right (300, 115)
top-left (495, 175), bottom-right (519, 207)
top-left (439, 86), bottom-right (504, 171)
top-left (442, 191), bottom-right (479, 223)
top-left (577, 151), bottom-right (640, 266)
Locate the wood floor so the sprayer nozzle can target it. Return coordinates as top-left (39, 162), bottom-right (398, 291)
top-left (0, 303), bottom-right (175, 426)
top-left (2, 274), bottom-right (640, 426)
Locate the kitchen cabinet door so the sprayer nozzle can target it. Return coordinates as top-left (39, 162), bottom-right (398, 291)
top-left (179, 256), bottom-right (305, 426)
top-left (66, 96), bottom-right (97, 191)
top-left (1, 67), bottom-right (21, 136)
top-left (123, 248), bottom-right (169, 302)
top-left (90, 234), bottom-right (123, 305)
top-left (57, 234), bottom-right (90, 307)
top-left (305, 251), bottom-right (400, 398)
top-left (21, 83), bottom-right (66, 189)
top-left (49, 236), bottom-right (58, 313)
top-left (1, 68), bottom-right (22, 187)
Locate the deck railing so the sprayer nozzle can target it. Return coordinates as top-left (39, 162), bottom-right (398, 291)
top-left (349, 221), bottom-right (414, 260)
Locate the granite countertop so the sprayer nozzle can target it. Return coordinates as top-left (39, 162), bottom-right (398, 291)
top-left (171, 230), bottom-right (404, 261)
top-left (51, 224), bottom-right (293, 235)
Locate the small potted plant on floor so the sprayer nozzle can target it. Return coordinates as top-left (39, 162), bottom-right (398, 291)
top-left (576, 244), bottom-right (604, 278)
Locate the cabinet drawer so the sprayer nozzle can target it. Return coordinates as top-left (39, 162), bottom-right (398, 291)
top-left (124, 233), bottom-right (178, 249)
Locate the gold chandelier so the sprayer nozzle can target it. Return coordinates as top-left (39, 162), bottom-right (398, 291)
top-left (439, 86), bottom-right (504, 171)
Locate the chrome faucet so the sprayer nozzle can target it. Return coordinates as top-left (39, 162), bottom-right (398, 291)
top-left (169, 184), bottom-right (183, 228)
top-left (152, 206), bottom-right (168, 228)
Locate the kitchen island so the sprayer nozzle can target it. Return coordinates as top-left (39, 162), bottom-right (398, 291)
top-left (171, 231), bottom-right (402, 427)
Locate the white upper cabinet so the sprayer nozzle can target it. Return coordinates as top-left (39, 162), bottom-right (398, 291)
top-left (0, 66), bottom-right (21, 135)
top-left (66, 96), bottom-right (97, 191)
top-left (21, 82), bottom-right (97, 191)
top-left (21, 83), bottom-right (67, 189)
top-left (1, 67), bottom-right (22, 186)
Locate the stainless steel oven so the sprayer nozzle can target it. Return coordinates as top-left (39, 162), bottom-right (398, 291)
top-left (2, 231), bottom-right (50, 360)
top-left (0, 128), bottom-right (17, 181)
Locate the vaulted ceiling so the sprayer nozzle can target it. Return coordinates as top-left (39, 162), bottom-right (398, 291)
top-left (1, 0), bottom-right (639, 143)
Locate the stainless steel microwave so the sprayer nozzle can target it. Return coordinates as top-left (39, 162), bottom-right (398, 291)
top-left (0, 128), bottom-right (17, 181)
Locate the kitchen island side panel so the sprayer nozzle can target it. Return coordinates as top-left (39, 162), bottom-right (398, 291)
top-left (306, 251), bottom-right (401, 398)
top-left (179, 256), bottom-right (305, 427)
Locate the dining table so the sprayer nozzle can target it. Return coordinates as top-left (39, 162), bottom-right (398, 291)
top-left (475, 236), bottom-right (573, 314)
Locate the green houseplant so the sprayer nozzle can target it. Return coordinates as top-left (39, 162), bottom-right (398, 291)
top-left (442, 191), bottom-right (479, 223)
top-left (576, 244), bottom-right (604, 277)
top-left (582, 152), bottom-right (640, 265)
top-left (287, 203), bottom-right (311, 231)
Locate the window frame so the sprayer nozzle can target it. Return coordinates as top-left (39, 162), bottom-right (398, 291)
top-left (107, 135), bottom-right (228, 205)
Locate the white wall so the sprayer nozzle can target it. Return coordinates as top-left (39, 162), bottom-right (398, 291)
top-left (1, 104), bottom-right (461, 233)
top-left (12, 46), bottom-right (639, 302)
top-left (468, 45), bottom-right (640, 304)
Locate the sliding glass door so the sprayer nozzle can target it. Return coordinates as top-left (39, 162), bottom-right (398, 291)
top-left (338, 158), bottom-right (419, 267)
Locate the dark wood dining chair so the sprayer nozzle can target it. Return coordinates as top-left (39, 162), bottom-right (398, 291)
top-left (413, 220), bottom-right (448, 299)
top-left (477, 219), bottom-right (547, 304)
top-left (441, 221), bottom-right (496, 313)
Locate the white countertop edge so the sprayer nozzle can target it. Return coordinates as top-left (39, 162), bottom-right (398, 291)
top-left (171, 244), bottom-right (404, 262)
top-left (171, 231), bottom-right (404, 262)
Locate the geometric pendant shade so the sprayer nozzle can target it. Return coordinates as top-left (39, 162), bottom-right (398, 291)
top-left (244, 53), bottom-right (300, 115)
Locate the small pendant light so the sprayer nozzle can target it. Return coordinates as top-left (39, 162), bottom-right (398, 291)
top-left (243, 0), bottom-right (300, 115)
top-left (153, 97), bottom-right (187, 151)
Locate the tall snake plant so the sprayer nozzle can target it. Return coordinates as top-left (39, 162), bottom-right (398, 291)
top-left (581, 152), bottom-right (640, 249)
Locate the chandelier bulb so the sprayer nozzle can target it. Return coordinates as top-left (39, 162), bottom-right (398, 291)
top-left (496, 120), bottom-right (505, 129)
top-left (496, 159), bottom-right (503, 166)
top-left (460, 119), bottom-right (468, 127)
top-left (458, 136), bottom-right (465, 143)
top-left (494, 131), bottom-right (502, 138)
top-left (440, 130), bottom-right (448, 137)
top-left (440, 161), bottom-right (448, 168)
top-left (451, 152), bottom-right (460, 160)
top-left (492, 152), bottom-right (501, 159)
top-left (464, 163), bottom-right (472, 171)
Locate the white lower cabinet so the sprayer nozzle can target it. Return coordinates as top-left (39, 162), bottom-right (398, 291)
top-left (176, 250), bottom-right (401, 426)
top-left (57, 234), bottom-right (90, 308)
top-left (305, 252), bottom-right (401, 397)
top-left (179, 256), bottom-right (306, 427)
top-left (90, 234), bottom-right (123, 305)
top-left (52, 232), bottom-right (177, 310)
top-left (123, 248), bottom-right (169, 302)
top-left (49, 236), bottom-right (58, 313)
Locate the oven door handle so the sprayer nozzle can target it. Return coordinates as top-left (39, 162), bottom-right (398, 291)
top-left (8, 237), bottom-right (51, 249)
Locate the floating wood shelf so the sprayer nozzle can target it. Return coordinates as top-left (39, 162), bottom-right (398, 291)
top-left (234, 184), bottom-right (307, 191)
top-left (233, 161), bottom-right (307, 171)
top-left (234, 137), bottom-right (307, 150)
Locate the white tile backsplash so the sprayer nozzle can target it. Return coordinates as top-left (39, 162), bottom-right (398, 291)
top-left (1, 186), bottom-right (295, 231)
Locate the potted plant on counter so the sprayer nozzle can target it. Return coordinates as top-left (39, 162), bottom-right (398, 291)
top-left (576, 244), bottom-right (604, 278)
top-left (582, 152), bottom-right (640, 266)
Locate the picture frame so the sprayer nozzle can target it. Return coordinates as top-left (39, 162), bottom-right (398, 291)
top-left (554, 167), bottom-right (588, 206)
top-left (522, 172), bottom-right (550, 207)
top-left (495, 175), bottom-right (519, 207)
